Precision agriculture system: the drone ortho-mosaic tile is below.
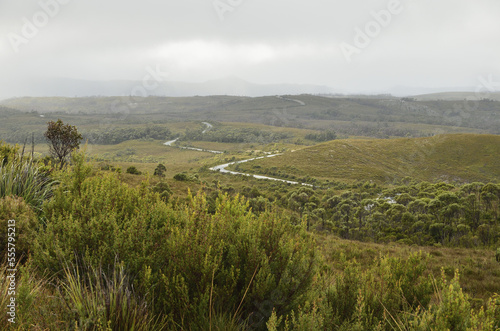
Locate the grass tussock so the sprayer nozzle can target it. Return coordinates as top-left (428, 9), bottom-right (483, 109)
top-left (0, 158), bottom-right (55, 212)
top-left (61, 261), bottom-right (167, 331)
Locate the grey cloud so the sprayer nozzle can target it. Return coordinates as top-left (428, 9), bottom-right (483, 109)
top-left (1, 0), bottom-right (499, 98)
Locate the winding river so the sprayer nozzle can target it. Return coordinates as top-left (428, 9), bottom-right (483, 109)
top-left (209, 155), bottom-right (313, 187)
top-left (163, 122), bottom-right (223, 154)
top-left (165, 122), bottom-right (312, 186)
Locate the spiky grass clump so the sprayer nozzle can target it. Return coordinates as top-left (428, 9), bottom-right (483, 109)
top-left (0, 261), bottom-right (66, 330)
top-left (0, 158), bottom-right (55, 212)
top-left (61, 262), bottom-right (167, 331)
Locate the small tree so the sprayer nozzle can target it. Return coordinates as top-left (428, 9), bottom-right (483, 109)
top-left (44, 119), bottom-right (82, 169)
top-left (154, 163), bottom-right (166, 177)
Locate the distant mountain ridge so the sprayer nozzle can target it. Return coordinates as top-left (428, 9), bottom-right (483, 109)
top-left (0, 76), bottom-right (334, 99)
top-left (2, 76), bottom-right (495, 100)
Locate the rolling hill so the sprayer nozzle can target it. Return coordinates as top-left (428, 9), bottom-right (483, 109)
top-left (1, 95), bottom-right (499, 142)
top-left (232, 134), bottom-right (500, 184)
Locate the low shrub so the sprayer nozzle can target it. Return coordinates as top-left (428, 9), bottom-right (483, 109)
top-left (173, 172), bottom-right (199, 182)
top-left (126, 166), bottom-right (141, 175)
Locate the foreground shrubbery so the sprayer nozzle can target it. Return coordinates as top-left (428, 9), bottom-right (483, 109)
top-left (24, 152), bottom-right (317, 329)
top-left (1, 148), bottom-right (499, 330)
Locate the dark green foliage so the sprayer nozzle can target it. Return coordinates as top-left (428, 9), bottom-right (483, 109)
top-left (173, 172), bottom-right (188, 181)
top-left (151, 181), bottom-right (172, 202)
top-left (173, 172), bottom-right (198, 182)
top-left (36, 160), bottom-right (167, 272)
top-left (4, 96), bottom-right (499, 142)
top-left (84, 125), bottom-right (172, 145)
top-left (126, 166), bottom-right (141, 175)
top-left (305, 181), bottom-right (500, 247)
top-left (151, 193), bottom-right (318, 329)
top-left (153, 163), bottom-right (166, 177)
top-left (0, 151), bottom-right (498, 329)
top-left (305, 129), bottom-right (337, 142)
top-left (184, 126), bottom-right (294, 144)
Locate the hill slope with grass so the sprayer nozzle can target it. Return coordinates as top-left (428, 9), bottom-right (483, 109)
top-left (233, 134), bottom-right (500, 184)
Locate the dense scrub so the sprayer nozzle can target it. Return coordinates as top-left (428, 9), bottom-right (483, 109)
top-left (183, 126), bottom-right (294, 144)
top-left (239, 180), bottom-right (500, 248)
top-left (83, 125), bottom-right (173, 145)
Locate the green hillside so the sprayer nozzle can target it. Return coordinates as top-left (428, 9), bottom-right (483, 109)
top-left (1, 95), bottom-right (499, 143)
top-left (232, 134), bottom-right (500, 184)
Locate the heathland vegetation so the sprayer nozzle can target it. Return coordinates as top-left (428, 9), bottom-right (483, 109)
top-left (1, 95), bottom-right (499, 329)
top-left (1, 145), bottom-right (499, 330)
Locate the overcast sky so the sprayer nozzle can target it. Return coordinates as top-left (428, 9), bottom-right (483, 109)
top-left (1, 0), bottom-right (499, 95)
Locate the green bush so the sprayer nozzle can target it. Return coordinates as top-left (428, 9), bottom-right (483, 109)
top-left (380, 269), bottom-right (500, 330)
top-left (173, 172), bottom-right (199, 182)
top-left (0, 141), bottom-right (19, 165)
top-left (126, 166), bottom-right (141, 175)
top-left (0, 260), bottom-right (76, 330)
top-left (148, 192), bottom-right (319, 329)
top-left (173, 172), bottom-right (189, 181)
top-left (323, 252), bottom-right (433, 330)
top-left (35, 173), bottom-right (169, 273)
top-left (154, 163), bottom-right (166, 177)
